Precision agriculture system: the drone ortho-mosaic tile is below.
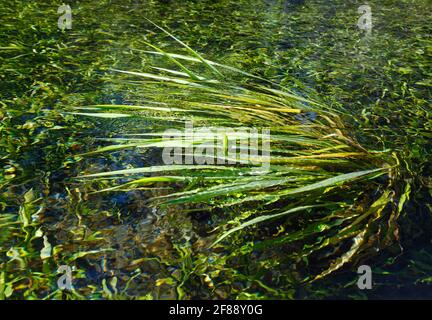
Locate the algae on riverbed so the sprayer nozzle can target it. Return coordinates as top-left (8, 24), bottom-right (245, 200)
top-left (0, 0), bottom-right (431, 299)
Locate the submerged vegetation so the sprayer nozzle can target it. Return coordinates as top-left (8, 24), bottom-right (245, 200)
top-left (0, 0), bottom-right (431, 299)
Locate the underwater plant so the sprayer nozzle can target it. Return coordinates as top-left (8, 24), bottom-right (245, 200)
top-left (76, 20), bottom-right (421, 284)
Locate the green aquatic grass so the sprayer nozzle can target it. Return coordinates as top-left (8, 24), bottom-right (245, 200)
top-left (1, 0), bottom-right (430, 300)
top-left (77, 22), bottom-right (411, 281)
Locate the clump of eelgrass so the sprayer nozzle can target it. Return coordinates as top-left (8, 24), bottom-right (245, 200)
top-left (76, 21), bottom-right (410, 281)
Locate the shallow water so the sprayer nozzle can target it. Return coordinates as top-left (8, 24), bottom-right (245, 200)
top-left (1, 0), bottom-right (431, 299)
